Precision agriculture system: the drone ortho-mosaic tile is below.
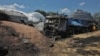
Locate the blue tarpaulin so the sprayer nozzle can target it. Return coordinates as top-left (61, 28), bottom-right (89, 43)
top-left (68, 18), bottom-right (89, 27)
top-left (70, 20), bottom-right (83, 26)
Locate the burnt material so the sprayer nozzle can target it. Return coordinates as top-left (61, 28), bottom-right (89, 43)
top-left (0, 47), bottom-right (8, 56)
top-left (0, 12), bottom-right (10, 21)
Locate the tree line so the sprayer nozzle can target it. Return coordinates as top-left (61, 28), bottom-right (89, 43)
top-left (35, 9), bottom-right (59, 16)
top-left (35, 9), bottom-right (100, 24)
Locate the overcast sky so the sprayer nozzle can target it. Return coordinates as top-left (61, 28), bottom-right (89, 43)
top-left (0, 0), bottom-right (100, 14)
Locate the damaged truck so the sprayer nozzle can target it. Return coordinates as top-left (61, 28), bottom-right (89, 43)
top-left (44, 14), bottom-right (97, 38)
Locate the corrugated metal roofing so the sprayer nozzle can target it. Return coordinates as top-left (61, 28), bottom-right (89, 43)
top-left (71, 9), bottom-right (94, 21)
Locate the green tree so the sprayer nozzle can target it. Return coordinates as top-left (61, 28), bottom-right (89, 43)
top-left (93, 12), bottom-right (100, 29)
top-left (35, 10), bottom-right (59, 16)
top-left (93, 12), bottom-right (100, 22)
top-left (35, 9), bottom-right (47, 16)
top-left (47, 12), bottom-right (58, 16)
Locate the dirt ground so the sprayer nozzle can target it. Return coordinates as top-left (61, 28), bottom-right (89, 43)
top-left (48, 31), bottom-right (100, 56)
top-left (0, 21), bottom-right (100, 56)
top-left (0, 21), bottom-right (50, 56)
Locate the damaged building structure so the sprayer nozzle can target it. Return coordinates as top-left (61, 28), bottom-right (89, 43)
top-left (69, 9), bottom-right (97, 33)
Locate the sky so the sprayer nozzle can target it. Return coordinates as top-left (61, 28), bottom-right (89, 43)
top-left (0, 0), bottom-right (100, 14)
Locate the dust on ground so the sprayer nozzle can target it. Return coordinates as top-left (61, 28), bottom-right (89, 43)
top-left (48, 31), bottom-right (100, 56)
top-left (0, 21), bottom-right (100, 56)
top-left (0, 21), bottom-right (50, 56)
